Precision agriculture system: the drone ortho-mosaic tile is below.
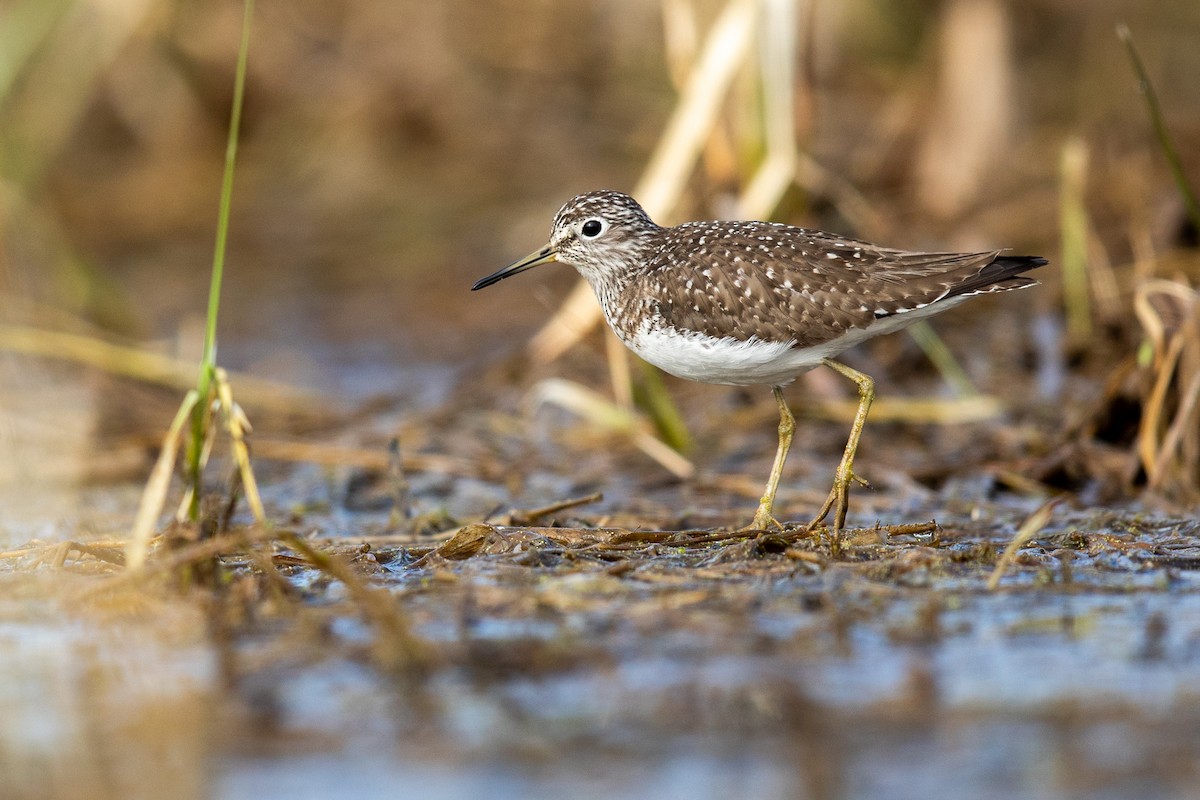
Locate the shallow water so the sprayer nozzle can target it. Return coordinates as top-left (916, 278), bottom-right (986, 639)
top-left (12, 500), bottom-right (1200, 799)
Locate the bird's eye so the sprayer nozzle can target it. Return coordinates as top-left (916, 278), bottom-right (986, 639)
top-left (580, 218), bottom-right (606, 238)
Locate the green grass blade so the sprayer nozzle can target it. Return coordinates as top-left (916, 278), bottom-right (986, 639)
top-left (202, 0), bottom-right (255, 375)
top-left (633, 358), bottom-right (693, 453)
top-left (908, 320), bottom-right (978, 397)
top-left (1118, 23), bottom-right (1200, 234)
top-left (187, 0), bottom-right (255, 518)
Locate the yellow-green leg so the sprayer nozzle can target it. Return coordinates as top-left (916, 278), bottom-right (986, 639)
top-left (808, 358), bottom-right (875, 532)
top-left (749, 385), bottom-right (795, 530)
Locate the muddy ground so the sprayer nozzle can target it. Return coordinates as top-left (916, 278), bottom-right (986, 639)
top-left (3, 351), bottom-right (1200, 799)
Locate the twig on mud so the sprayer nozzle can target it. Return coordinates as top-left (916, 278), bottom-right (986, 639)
top-left (51, 542), bottom-right (127, 568)
top-left (875, 521), bottom-right (942, 538)
top-left (584, 531), bottom-right (748, 554)
top-left (414, 523), bottom-right (496, 565)
top-left (79, 526), bottom-right (280, 597)
top-left (987, 499), bottom-right (1061, 590)
top-left (0, 545), bottom-right (48, 562)
top-left (406, 520), bottom-right (943, 563)
top-left (19, 541), bottom-right (123, 570)
top-left (508, 492), bottom-right (604, 526)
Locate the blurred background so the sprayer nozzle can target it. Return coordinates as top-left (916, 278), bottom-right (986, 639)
top-left (3, 0), bottom-right (1199, 508)
top-left (3, 1), bottom-right (1200, 797)
top-left (2, 0), bottom-right (1199, 502)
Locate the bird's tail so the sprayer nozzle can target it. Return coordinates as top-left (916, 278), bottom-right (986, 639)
top-left (946, 255), bottom-right (1048, 298)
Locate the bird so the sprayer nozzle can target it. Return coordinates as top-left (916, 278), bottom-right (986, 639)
top-left (472, 190), bottom-right (1046, 532)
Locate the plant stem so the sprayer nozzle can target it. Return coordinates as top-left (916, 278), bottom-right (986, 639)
top-left (1059, 136), bottom-right (1091, 347)
top-left (908, 320), bottom-right (977, 397)
top-left (202, 0), bottom-right (255, 376)
top-left (187, 0), bottom-right (255, 518)
top-left (1118, 23), bottom-right (1200, 234)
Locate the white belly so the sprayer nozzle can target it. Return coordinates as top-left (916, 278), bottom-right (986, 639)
top-left (625, 324), bottom-right (823, 386)
top-left (623, 299), bottom-right (967, 387)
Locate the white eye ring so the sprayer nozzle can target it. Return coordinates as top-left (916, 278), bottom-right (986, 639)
top-left (579, 218), bottom-right (607, 239)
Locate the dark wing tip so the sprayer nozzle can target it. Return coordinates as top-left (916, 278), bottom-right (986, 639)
top-left (990, 255), bottom-right (1049, 270)
top-left (944, 254), bottom-right (1048, 300)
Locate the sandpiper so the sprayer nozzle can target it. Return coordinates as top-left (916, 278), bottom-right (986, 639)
top-left (473, 191), bottom-right (1046, 532)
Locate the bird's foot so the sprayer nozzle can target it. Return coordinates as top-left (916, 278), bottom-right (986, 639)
top-left (739, 501), bottom-right (784, 533)
top-left (807, 467), bottom-right (871, 533)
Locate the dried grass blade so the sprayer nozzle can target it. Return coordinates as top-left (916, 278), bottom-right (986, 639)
top-left (1137, 332), bottom-right (1184, 479)
top-left (281, 533), bottom-right (430, 671)
top-left (0, 324), bottom-right (326, 412)
top-left (529, 0), bottom-right (759, 363)
top-left (736, 0), bottom-right (797, 220)
top-left (987, 499), bottom-right (1059, 590)
top-left (1148, 368), bottom-right (1200, 490)
top-left (636, 0), bottom-right (759, 216)
top-left (532, 378), bottom-right (695, 478)
top-left (126, 390), bottom-right (200, 571)
top-left (1059, 136), bottom-right (1092, 347)
top-left (215, 368), bottom-right (266, 524)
